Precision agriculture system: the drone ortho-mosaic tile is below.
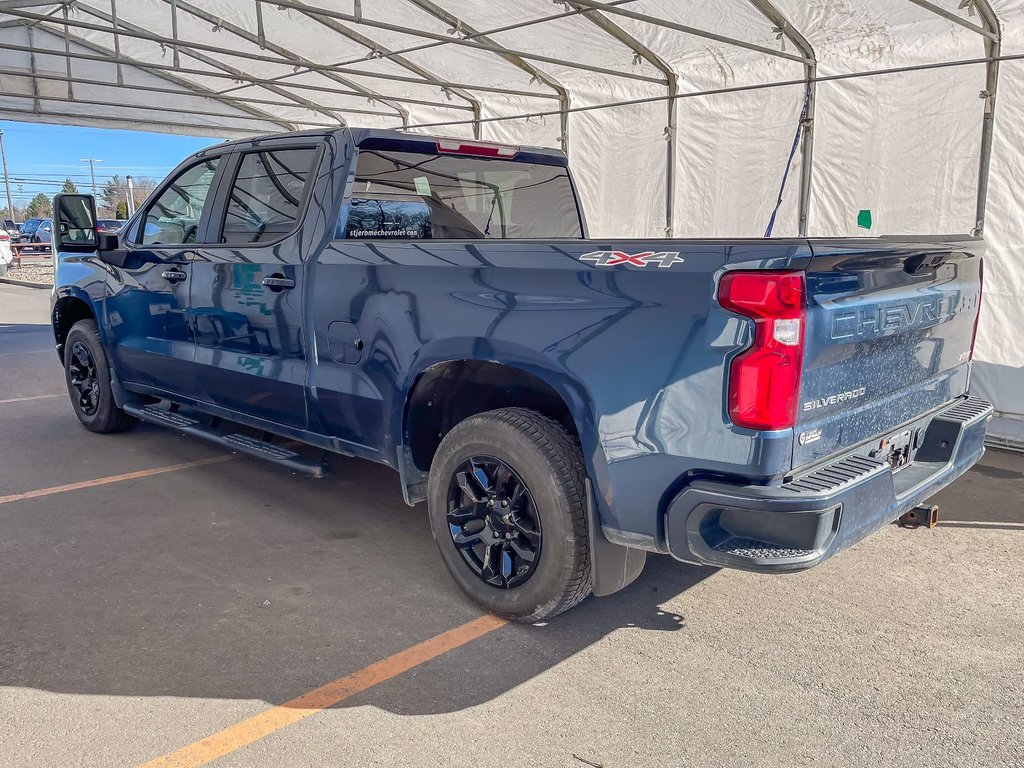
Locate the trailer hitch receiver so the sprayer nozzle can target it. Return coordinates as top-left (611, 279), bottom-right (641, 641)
top-left (898, 504), bottom-right (939, 529)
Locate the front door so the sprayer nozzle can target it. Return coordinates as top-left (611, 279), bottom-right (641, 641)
top-left (106, 156), bottom-right (223, 399)
top-left (189, 144), bottom-right (322, 429)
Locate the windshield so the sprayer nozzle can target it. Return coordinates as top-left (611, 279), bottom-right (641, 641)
top-left (341, 149), bottom-right (582, 240)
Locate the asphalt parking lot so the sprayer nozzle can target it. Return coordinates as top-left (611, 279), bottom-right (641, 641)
top-left (1, 281), bottom-right (1022, 768)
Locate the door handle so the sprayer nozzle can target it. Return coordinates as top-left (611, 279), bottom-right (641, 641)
top-left (161, 267), bottom-right (187, 284)
top-left (262, 274), bottom-right (296, 292)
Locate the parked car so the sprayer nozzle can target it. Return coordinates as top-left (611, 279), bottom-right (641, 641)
top-left (48, 128), bottom-right (992, 622)
top-left (19, 217), bottom-right (42, 245)
top-left (3, 218), bottom-right (19, 238)
top-left (96, 218), bottom-right (126, 233)
top-left (30, 218), bottom-right (53, 248)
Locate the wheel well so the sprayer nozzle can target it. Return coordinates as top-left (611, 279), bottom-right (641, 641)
top-left (405, 360), bottom-right (580, 471)
top-left (53, 297), bottom-right (95, 358)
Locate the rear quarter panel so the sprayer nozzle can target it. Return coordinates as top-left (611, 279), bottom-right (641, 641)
top-left (308, 239), bottom-right (812, 541)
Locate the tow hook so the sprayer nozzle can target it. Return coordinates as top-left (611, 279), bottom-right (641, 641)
top-left (898, 504), bottom-right (939, 529)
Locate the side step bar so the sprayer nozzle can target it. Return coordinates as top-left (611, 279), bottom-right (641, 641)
top-left (124, 404), bottom-right (328, 478)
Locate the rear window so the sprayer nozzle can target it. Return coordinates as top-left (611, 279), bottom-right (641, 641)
top-left (221, 147), bottom-right (318, 244)
top-left (340, 149), bottom-right (582, 240)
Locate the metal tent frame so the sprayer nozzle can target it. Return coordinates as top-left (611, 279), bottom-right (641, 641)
top-left (0, 0), bottom-right (1005, 235)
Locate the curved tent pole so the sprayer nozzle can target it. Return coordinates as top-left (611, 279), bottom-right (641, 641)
top-left (151, 0), bottom-right (412, 127)
top-left (265, 0), bottom-right (667, 84)
top-left (566, 2), bottom-right (678, 236)
top-left (4, 2), bottom-right (413, 126)
top-left (71, 3), bottom-right (350, 127)
top-left (13, 18), bottom-right (297, 131)
top-left (399, 0), bottom-right (572, 155)
top-left (559, 0), bottom-right (811, 65)
top-left (747, 0), bottom-right (816, 237)
top-left (280, 0), bottom-right (483, 139)
top-left (0, 38), bottom-right (399, 122)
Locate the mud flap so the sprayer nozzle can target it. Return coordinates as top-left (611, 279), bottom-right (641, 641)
top-left (397, 444), bottom-right (429, 506)
top-left (586, 479), bottom-right (646, 597)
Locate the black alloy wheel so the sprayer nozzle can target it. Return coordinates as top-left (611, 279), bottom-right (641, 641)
top-left (446, 456), bottom-right (543, 589)
top-left (67, 340), bottom-right (100, 416)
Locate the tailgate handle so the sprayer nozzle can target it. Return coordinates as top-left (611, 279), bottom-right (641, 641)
top-left (904, 253), bottom-right (948, 275)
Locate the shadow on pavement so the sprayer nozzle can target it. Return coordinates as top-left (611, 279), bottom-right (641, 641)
top-left (0, 444), bottom-right (714, 716)
top-left (930, 447), bottom-right (1024, 528)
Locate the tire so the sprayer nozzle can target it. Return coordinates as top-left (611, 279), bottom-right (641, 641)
top-left (63, 319), bottom-right (136, 434)
top-left (427, 408), bottom-right (592, 622)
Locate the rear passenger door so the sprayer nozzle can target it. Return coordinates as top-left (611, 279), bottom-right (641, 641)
top-left (189, 142), bottom-right (322, 429)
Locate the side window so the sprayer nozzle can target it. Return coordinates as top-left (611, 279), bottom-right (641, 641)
top-left (220, 147), bottom-right (318, 244)
top-left (141, 158), bottom-right (220, 245)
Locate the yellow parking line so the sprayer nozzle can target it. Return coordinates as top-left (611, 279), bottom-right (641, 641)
top-left (0, 454), bottom-right (239, 505)
top-left (0, 393), bottom-right (64, 404)
top-left (137, 614), bottom-right (509, 768)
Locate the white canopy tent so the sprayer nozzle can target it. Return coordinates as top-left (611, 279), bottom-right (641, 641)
top-left (0, 0), bottom-right (1021, 445)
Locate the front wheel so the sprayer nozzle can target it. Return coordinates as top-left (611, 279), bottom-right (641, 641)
top-left (63, 319), bottom-right (136, 434)
top-left (427, 408), bottom-right (592, 622)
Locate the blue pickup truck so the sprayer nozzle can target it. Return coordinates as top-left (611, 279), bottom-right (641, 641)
top-left (49, 128), bottom-right (991, 621)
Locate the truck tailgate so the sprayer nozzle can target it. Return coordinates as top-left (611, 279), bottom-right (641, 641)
top-left (794, 238), bottom-right (983, 468)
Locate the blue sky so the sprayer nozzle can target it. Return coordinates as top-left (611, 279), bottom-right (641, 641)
top-left (0, 120), bottom-right (219, 211)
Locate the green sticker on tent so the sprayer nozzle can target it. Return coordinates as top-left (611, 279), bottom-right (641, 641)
top-left (857, 209), bottom-right (872, 229)
top-left (414, 176), bottom-right (431, 196)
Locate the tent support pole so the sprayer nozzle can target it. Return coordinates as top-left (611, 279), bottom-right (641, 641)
top-left (23, 23), bottom-right (299, 131)
top-left (109, 0), bottom-right (123, 85)
top-left (152, 0), bottom-right (413, 125)
top-left (906, 0), bottom-right (996, 40)
top-left (25, 25), bottom-right (41, 113)
top-left (263, 0), bottom-right (664, 84)
top-left (403, 0), bottom-right (572, 154)
top-left (973, 0), bottom-right (1000, 237)
top-left (747, 0), bottom-right (816, 236)
top-left (74, 3), bottom-right (346, 126)
top-left (568, 2), bottom-right (677, 235)
top-left (282, 0), bottom-right (484, 139)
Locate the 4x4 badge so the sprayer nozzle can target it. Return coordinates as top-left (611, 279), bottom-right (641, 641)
top-left (579, 250), bottom-right (684, 268)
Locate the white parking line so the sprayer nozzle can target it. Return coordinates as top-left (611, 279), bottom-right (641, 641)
top-left (0, 393), bottom-right (64, 405)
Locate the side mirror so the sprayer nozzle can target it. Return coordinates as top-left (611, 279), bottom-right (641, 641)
top-left (54, 193), bottom-right (98, 251)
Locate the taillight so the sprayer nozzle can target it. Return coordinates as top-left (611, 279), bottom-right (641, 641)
top-left (970, 259), bottom-right (983, 361)
top-left (718, 270), bottom-right (806, 431)
top-left (435, 138), bottom-right (519, 158)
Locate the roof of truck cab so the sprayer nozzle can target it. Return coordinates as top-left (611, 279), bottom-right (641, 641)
top-left (190, 127), bottom-right (568, 163)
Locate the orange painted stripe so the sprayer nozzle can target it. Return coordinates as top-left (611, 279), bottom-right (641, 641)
top-left (0, 454), bottom-right (238, 505)
top-left (0, 393), bottom-right (64, 405)
top-left (138, 614), bottom-right (508, 768)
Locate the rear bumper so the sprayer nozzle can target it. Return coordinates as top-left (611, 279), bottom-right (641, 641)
top-left (664, 396), bottom-right (992, 572)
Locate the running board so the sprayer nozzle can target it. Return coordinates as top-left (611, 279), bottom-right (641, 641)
top-left (124, 404), bottom-right (328, 478)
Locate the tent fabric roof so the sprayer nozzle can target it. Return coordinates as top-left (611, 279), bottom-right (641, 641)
top-left (1, 0), bottom-right (1022, 434)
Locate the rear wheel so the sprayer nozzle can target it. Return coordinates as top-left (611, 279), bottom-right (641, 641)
top-left (63, 319), bottom-right (136, 434)
top-left (427, 408), bottom-right (592, 622)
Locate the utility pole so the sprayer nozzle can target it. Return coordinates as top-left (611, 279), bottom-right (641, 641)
top-left (126, 175), bottom-right (136, 217)
top-left (80, 157), bottom-right (102, 197)
top-left (0, 130), bottom-right (15, 220)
